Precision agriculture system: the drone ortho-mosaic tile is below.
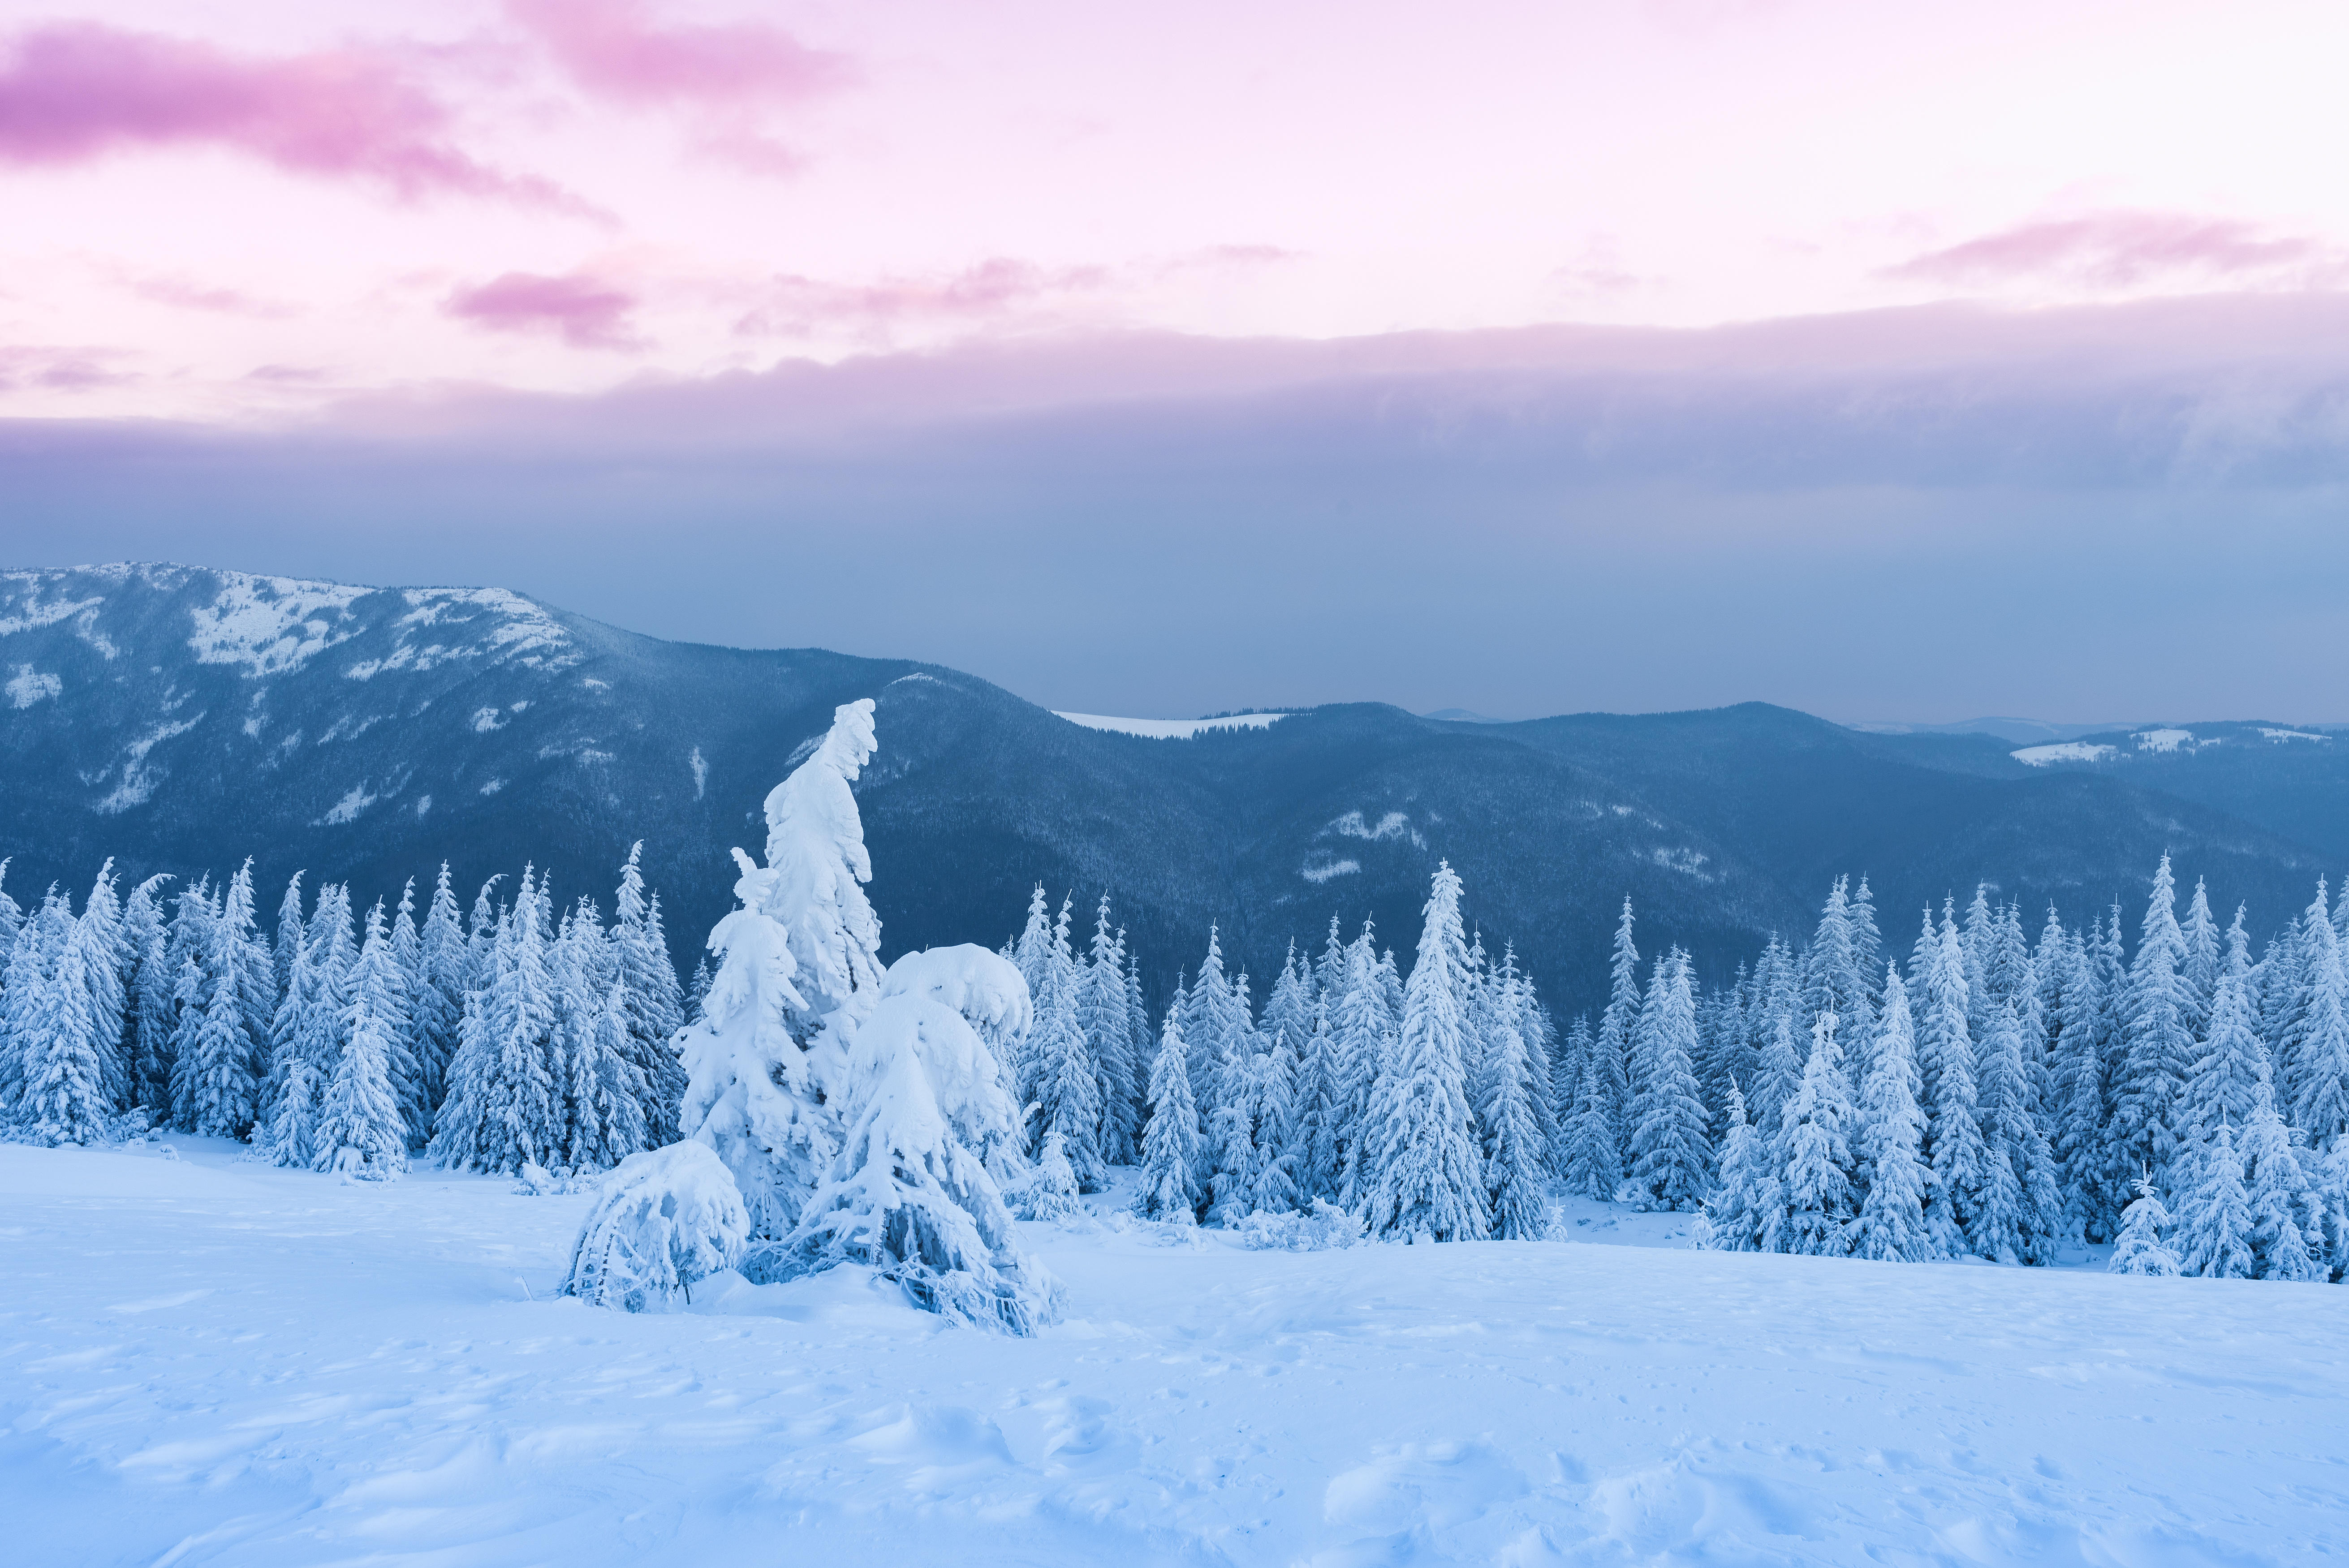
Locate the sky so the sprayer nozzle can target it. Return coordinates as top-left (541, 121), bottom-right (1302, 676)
top-left (5, 0), bottom-right (2349, 721)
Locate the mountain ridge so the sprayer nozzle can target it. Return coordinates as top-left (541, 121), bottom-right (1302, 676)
top-left (1, 564), bottom-right (2337, 1020)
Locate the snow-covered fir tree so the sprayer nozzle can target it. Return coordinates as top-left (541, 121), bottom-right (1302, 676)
top-left (1362, 862), bottom-right (1489, 1242)
top-left (2108, 1172), bottom-right (2181, 1276)
top-left (1776, 1012), bottom-right (1857, 1257)
top-left (2174, 1120), bottom-right (2255, 1279)
top-left (1849, 968), bottom-right (1937, 1262)
top-left (313, 900), bottom-right (411, 1180)
top-left (1626, 951), bottom-right (1711, 1212)
top-left (1697, 1086), bottom-right (1779, 1252)
top-left (1136, 1005), bottom-right (1204, 1223)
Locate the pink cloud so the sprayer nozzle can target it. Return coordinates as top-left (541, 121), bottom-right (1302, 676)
top-left (737, 258), bottom-right (1114, 339)
top-left (116, 271), bottom-right (296, 319)
top-left (446, 271), bottom-right (641, 349)
top-left (1884, 211), bottom-right (2339, 290)
top-left (506, 0), bottom-right (851, 107)
top-left (0, 22), bottom-right (561, 203)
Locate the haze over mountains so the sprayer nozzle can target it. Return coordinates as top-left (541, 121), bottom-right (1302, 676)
top-left (3, 563), bottom-right (2341, 1019)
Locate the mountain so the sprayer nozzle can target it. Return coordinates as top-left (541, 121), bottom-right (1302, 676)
top-left (0, 564), bottom-right (2335, 1020)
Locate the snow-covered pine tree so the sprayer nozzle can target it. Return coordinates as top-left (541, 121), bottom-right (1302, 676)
top-left (780, 944), bottom-right (1065, 1333)
top-left (387, 879), bottom-right (428, 1139)
top-left (1009, 884), bottom-right (1053, 1005)
top-left (1801, 877), bottom-right (1875, 1074)
top-left (1030, 901), bottom-right (1106, 1189)
top-left (1292, 929), bottom-right (1347, 1202)
top-left (13, 885), bottom-right (116, 1145)
top-left (0, 890), bottom-right (67, 1120)
top-left (1776, 1012), bottom-right (1857, 1256)
top-left (1699, 967), bottom-right (1750, 1124)
top-left (168, 880), bottom-right (261, 1138)
top-left (1180, 925), bottom-right (1248, 1120)
top-left (1506, 951), bottom-right (1563, 1167)
top-left (1849, 877), bottom-right (1884, 1010)
top-left (2173, 1120), bottom-right (2255, 1279)
top-left (1558, 1048), bottom-right (1621, 1199)
top-left (1477, 961), bottom-right (1550, 1240)
top-left (73, 862), bottom-right (129, 1112)
top-left (2108, 1173), bottom-right (2181, 1276)
top-left (2177, 915), bottom-right (2271, 1153)
top-left (1972, 999), bottom-right (2065, 1266)
top-left (1332, 924), bottom-right (1392, 1209)
top-left (314, 900), bottom-right (411, 1180)
top-left (1596, 896), bottom-right (1640, 1152)
top-left (2241, 1096), bottom-right (2324, 1281)
top-left (1077, 898), bottom-right (1141, 1164)
top-left (2113, 855), bottom-right (2195, 1189)
top-left (2180, 876), bottom-right (2220, 1039)
top-left (431, 868), bottom-right (563, 1175)
top-left (122, 874), bottom-right (175, 1121)
top-left (272, 871), bottom-right (306, 1007)
top-left (1850, 967), bottom-right (1937, 1262)
top-left (612, 842), bottom-right (688, 1146)
top-left (411, 864), bottom-right (468, 1115)
top-left (1696, 1086), bottom-right (1779, 1252)
top-left (675, 699), bottom-right (886, 1247)
top-left (2292, 884), bottom-right (2349, 1156)
top-left (1914, 903), bottom-right (1983, 1256)
top-left (1626, 951), bottom-right (1712, 1213)
top-left (1752, 1011), bottom-right (1804, 1139)
top-left (1123, 948), bottom-right (1153, 1137)
top-left (1020, 1127), bottom-right (1084, 1222)
top-left (555, 897), bottom-right (652, 1173)
top-left (1136, 1004), bottom-right (1204, 1222)
top-left (1363, 862), bottom-right (1490, 1242)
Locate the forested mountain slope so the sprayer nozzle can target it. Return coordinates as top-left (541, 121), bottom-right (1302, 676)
top-left (0, 565), bottom-right (2328, 1017)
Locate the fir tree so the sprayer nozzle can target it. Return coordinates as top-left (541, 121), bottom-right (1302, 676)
top-left (15, 889), bottom-right (116, 1145)
top-left (1332, 928), bottom-right (1391, 1210)
top-left (1363, 862), bottom-right (1490, 1241)
top-left (1077, 898), bottom-right (1142, 1163)
top-left (314, 900), bottom-right (411, 1179)
top-left (412, 864), bottom-right (468, 1114)
top-left (2292, 883), bottom-right (2349, 1155)
top-left (2241, 1097), bottom-right (2323, 1282)
top-left (2113, 855), bottom-right (2195, 1188)
top-left (1626, 951), bottom-right (1712, 1212)
top-left (1973, 1000), bottom-right (2065, 1265)
top-left (1595, 896), bottom-right (1640, 1152)
top-left (1777, 1012), bottom-right (1857, 1256)
top-left (1136, 1005), bottom-right (1204, 1223)
top-left (169, 880), bottom-right (261, 1139)
top-left (612, 843), bottom-right (688, 1146)
top-left (1478, 964), bottom-right (1551, 1239)
top-left (122, 874), bottom-right (176, 1121)
top-left (1697, 1086), bottom-right (1779, 1252)
top-left (432, 868), bottom-right (563, 1174)
top-left (1914, 904), bottom-right (1983, 1255)
top-left (1031, 901), bottom-right (1106, 1189)
top-left (2174, 1121), bottom-right (2255, 1279)
top-left (2108, 1173), bottom-right (2181, 1276)
top-left (1850, 968), bottom-right (1937, 1262)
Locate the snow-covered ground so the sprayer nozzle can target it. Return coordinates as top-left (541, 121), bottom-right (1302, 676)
top-left (1055, 711), bottom-right (1290, 739)
top-left (5, 1141), bottom-right (2344, 1567)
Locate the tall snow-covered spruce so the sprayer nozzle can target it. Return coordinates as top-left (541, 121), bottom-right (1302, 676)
top-left (669, 699), bottom-right (1061, 1331)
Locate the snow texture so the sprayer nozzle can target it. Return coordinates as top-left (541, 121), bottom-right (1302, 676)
top-left (2012, 742), bottom-right (2121, 766)
top-left (3, 1139), bottom-right (2344, 1567)
top-left (6, 664), bottom-right (60, 707)
top-left (2259, 728), bottom-right (2330, 743)
top-left (2134, 728), bottom-right (2200, 753)
top-left (1053, 711), bottom-right (1289, 739)
top-left (563, 1141), bottom-right (751, 1312)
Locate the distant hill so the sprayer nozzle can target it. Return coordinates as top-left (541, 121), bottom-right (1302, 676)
top-left (0, 564), bottom-right (2334, 1020)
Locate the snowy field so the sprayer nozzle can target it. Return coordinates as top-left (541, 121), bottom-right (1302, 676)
top-left (5, 1141), bottom-right (2345, 1568)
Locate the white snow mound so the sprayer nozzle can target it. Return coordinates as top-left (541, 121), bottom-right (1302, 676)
top-left (2012, 742), bottom-right (2120, 766)
top-left (1055, 711), bottom-right (1289, 739)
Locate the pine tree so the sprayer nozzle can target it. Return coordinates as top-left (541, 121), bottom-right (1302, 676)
top-left (412, 864), bottom-right (468, 1115)
top-left (1914, 904), bottom-right (1983, 1255)
top-left (676, 700), bottom-right (882, 1240)
top-left (2113, 855), bottom-right (2195, 1188)
top-left (15, 886), bottom-right (116, 1145)
top-left (1478, 964), bottom-right (1551, 1240)
top-left (2241, 1097), bottom-right (2324, 1282)
top-left (612, 843), bottom-right (688, 1146)
top-left (1850, 969), bottom-right (1937, 1262)
top-left (1077, 898), bottom-right (1141, 1163)
top-left (1752, 1012), bottom-right (1804, 1138)
top-left (1973, 1000), bottom-right (2065, 1265)
top-left (2108, 1173), bottom-right (2181, 1276)
top-left (169, 879), bottom-right (261, 1139)
top-left (1596, 896), bottom-right (1640, 1152)
top-left (314, 900), bottom-right (411, 1179)
top-left (1697, 1087), bottom-right (1779, 1252)
top-left (1136, 1005), bottom-right (1204, 1223)
top-left (1626, 951), bottom-right (1713, 1212)
top-left (1180, 924), bottom-right (1247, 1118)
top-left (273, 872), bottom-right (307, 1004)
top-left (2174, 1121), bottom-right (2255, 1279)
top-left (1332, 924), bottom-right (1391, 1209)
top-left (122, 874), bottom-right (176, 1121)
top-left (2177, 916), bottom-right (2271, 1152)
top-left (432, 868), bottom-right (563, 1175)
top-left (2292, 884), bottom-right (2349, 1155)
top-left (2180, 877), bottom-right (2221, 1038)
top-left (1363, 862), bottom-right (1491, 1241)
top-left (1031, 902), bottom-right (1106, 1188)
top-left (1777, 1012), bottom-right (1857, 1256)
top-left (387, 879), bottom-right (428, 1139)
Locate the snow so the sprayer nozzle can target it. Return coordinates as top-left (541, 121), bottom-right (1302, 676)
top-left (2135, 727), bottom-right (2198, 753)
top-left (6, 663), bottom-right (60, 707)
top-left (2260, 728), bottom-right (2330, 743)
top-left (2011, 742), bottom-right (2120, 766)
top-left (1302, 858), bottom-right (1362, 883)
top-left (319, 783), bottom-right (379, 824)
top-left (0, 587), bottom-right (103, 637)
top-left (690, 745), bottom-right (708, 799)
top-left (5, 1140), bottom-right (2344, 1566)
top-left (1650, 846), bottom-right (1711, 878)
top-left (92, 715), bottom-right (203, 813)
top-left (186, 573), bottom-right (370, 678)
top-left (1055, 711), bottom-right (1290, 739)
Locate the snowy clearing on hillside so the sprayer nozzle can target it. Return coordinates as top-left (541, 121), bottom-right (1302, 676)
top-left (2011, 742), bottom-right (2119, 766)
top-left (2259, 728), bottom-right (2330, 743)
top-left (5, 1141), bottom-right (2343, 1568)
top-left (2134, 728), bottom-right (2201, 753)
top-left (1056, 711), bottom-right (1289, 738)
